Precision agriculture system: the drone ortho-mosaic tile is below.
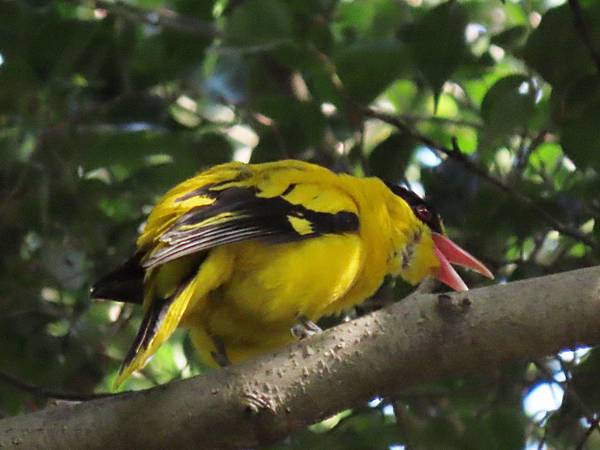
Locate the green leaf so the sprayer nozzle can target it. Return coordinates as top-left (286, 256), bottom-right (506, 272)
top-left (335, 0), bottom-right (377, 35)
top-left (79, 131), bottom-right (168, 171)
top-left (22, 0), bottom-right (52, 7)
top-left (334, 40), bottom-right (409, 104)
top-left (173, 0), bottom-right (215, 20)
top-left (567, 349), bottom-right (600, 410)
top-left (383, 79), bottom-right (420, 112)
top-left (368, 133), bottom-right (414, 182)
top-left (96, 95), bottom-right (168, 125)
top-left (463, 408), bottom-right (525, 450)
top-left (253, 96), bottom-right (326, 153)
top-left (171, 132), bottom-right (234, 169)
top-left (77, 131), bottom-right (214, 181)
top-left (490, 25), bottom-right (528, 50)
top-left (225, 0), bottom-right (293, 47)
top-left (523, 3), bottom-right (600, 88)
top-left (528, 142), bottom-right (562, 173)
top-left (480, 74), bottom-right (536, 142)
top-left (555, 75), bottom-right (600, 170)
top-left (404, 1), bottom-right (468, 101)
top-left (250, 131), bottom-right (287, 163)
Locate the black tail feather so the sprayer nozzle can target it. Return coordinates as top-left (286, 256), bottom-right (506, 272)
top-left (90, 254), bottom-right (145, 304)
top-left (117, 260), bottom-right (201, 376)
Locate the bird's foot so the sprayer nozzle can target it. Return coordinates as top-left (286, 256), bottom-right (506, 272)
top-left (290, 316), bottom-right (322, 340)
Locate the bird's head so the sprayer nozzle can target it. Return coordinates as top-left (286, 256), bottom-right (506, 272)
top-left (386, 184), bottom-right (493, 292)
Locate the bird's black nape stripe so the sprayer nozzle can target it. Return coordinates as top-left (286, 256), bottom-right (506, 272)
top-left (144, 186), bottom-right (359, 268)
top-left (90, 254), bottom-right (145, 304)
top-left (385, 182), bottom-right (444, 233)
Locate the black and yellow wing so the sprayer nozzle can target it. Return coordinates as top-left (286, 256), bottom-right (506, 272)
top-left (143, 184), bottom-right (360, 269)
top-left (91, 161), bottom-right (361, 385)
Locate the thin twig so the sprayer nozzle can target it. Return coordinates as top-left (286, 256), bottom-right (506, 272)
top-left (576, 418), bottom-right (600, 450)
top-left (534, 359), bottom-right (600, 440)
top-left (364, 108), bottom-right (600, 251)
top-left (514, 129), bottom-right (545, 173)
top-left (536, 418), bottom-right (549, 450)
top-left (395, 114), bottom-right (483, 130)
top-left (0, 370), bottom-right (116, 402)
top-left (563, 351), bottom-right (600, 450)
top-left (568, 0), bottom-right (600, 77)
top-left (63, 0), bottom-right (221, 38)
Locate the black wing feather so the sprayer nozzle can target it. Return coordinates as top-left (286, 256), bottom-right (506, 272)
top-left (143, 186), bottom-right (359, 269)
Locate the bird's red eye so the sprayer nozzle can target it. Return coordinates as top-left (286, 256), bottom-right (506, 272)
top-left (415, 205), bottom-right (431, 222)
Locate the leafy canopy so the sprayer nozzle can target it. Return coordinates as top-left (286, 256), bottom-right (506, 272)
top-left (1, 0), bottom-right (600, 448)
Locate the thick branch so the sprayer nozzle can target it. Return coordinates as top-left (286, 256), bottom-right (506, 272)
top-left (568, 0), bottom-right (600, 77)
top-left (3, 266), bottom-right (600, 449)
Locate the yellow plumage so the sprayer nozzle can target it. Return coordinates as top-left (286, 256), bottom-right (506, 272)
top-left (91, 160), bottom-right (490, 387)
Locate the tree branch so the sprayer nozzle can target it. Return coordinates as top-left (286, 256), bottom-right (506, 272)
top-left (394, 114), bottom-right (483, 130)
top-left (568, 0), bottom-right (600, 77)
top-left (533, 360), bottom-right (600, 440)
top-left (2, 266), bottom-right (600, 449)
top-left (364, 108), bottom-right (600, 251)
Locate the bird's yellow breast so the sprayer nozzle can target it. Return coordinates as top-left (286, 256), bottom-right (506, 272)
top-left (179, 174), bottom-right (428, 366)
top-left (222, 237), bottom-right (364, 321)
top-left (184, 232), bottom-right (380, 364)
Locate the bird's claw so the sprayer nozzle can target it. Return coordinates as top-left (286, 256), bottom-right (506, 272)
top-left (290, 316), bottom-right (322, 340)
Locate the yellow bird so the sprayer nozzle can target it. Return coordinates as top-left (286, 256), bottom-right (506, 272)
top-left (91, 160), bottom-right (493, 387)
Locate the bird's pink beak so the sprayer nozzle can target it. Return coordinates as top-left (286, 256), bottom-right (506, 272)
top-left (432, 232), bottom-right (494, 292)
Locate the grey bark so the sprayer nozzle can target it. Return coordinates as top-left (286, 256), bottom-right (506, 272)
top-left (2, 266), bottom-right (600, 449)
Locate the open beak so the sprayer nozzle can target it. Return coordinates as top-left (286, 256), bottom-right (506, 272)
top-left (432, 232), bottom-right (494, 292)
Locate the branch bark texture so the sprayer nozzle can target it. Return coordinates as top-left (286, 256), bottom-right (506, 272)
top-left (3, 266), bottom-right (600, 449)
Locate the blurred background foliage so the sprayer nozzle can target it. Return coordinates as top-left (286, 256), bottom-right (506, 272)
top-left (1, 0), bottom-right (600, 448)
